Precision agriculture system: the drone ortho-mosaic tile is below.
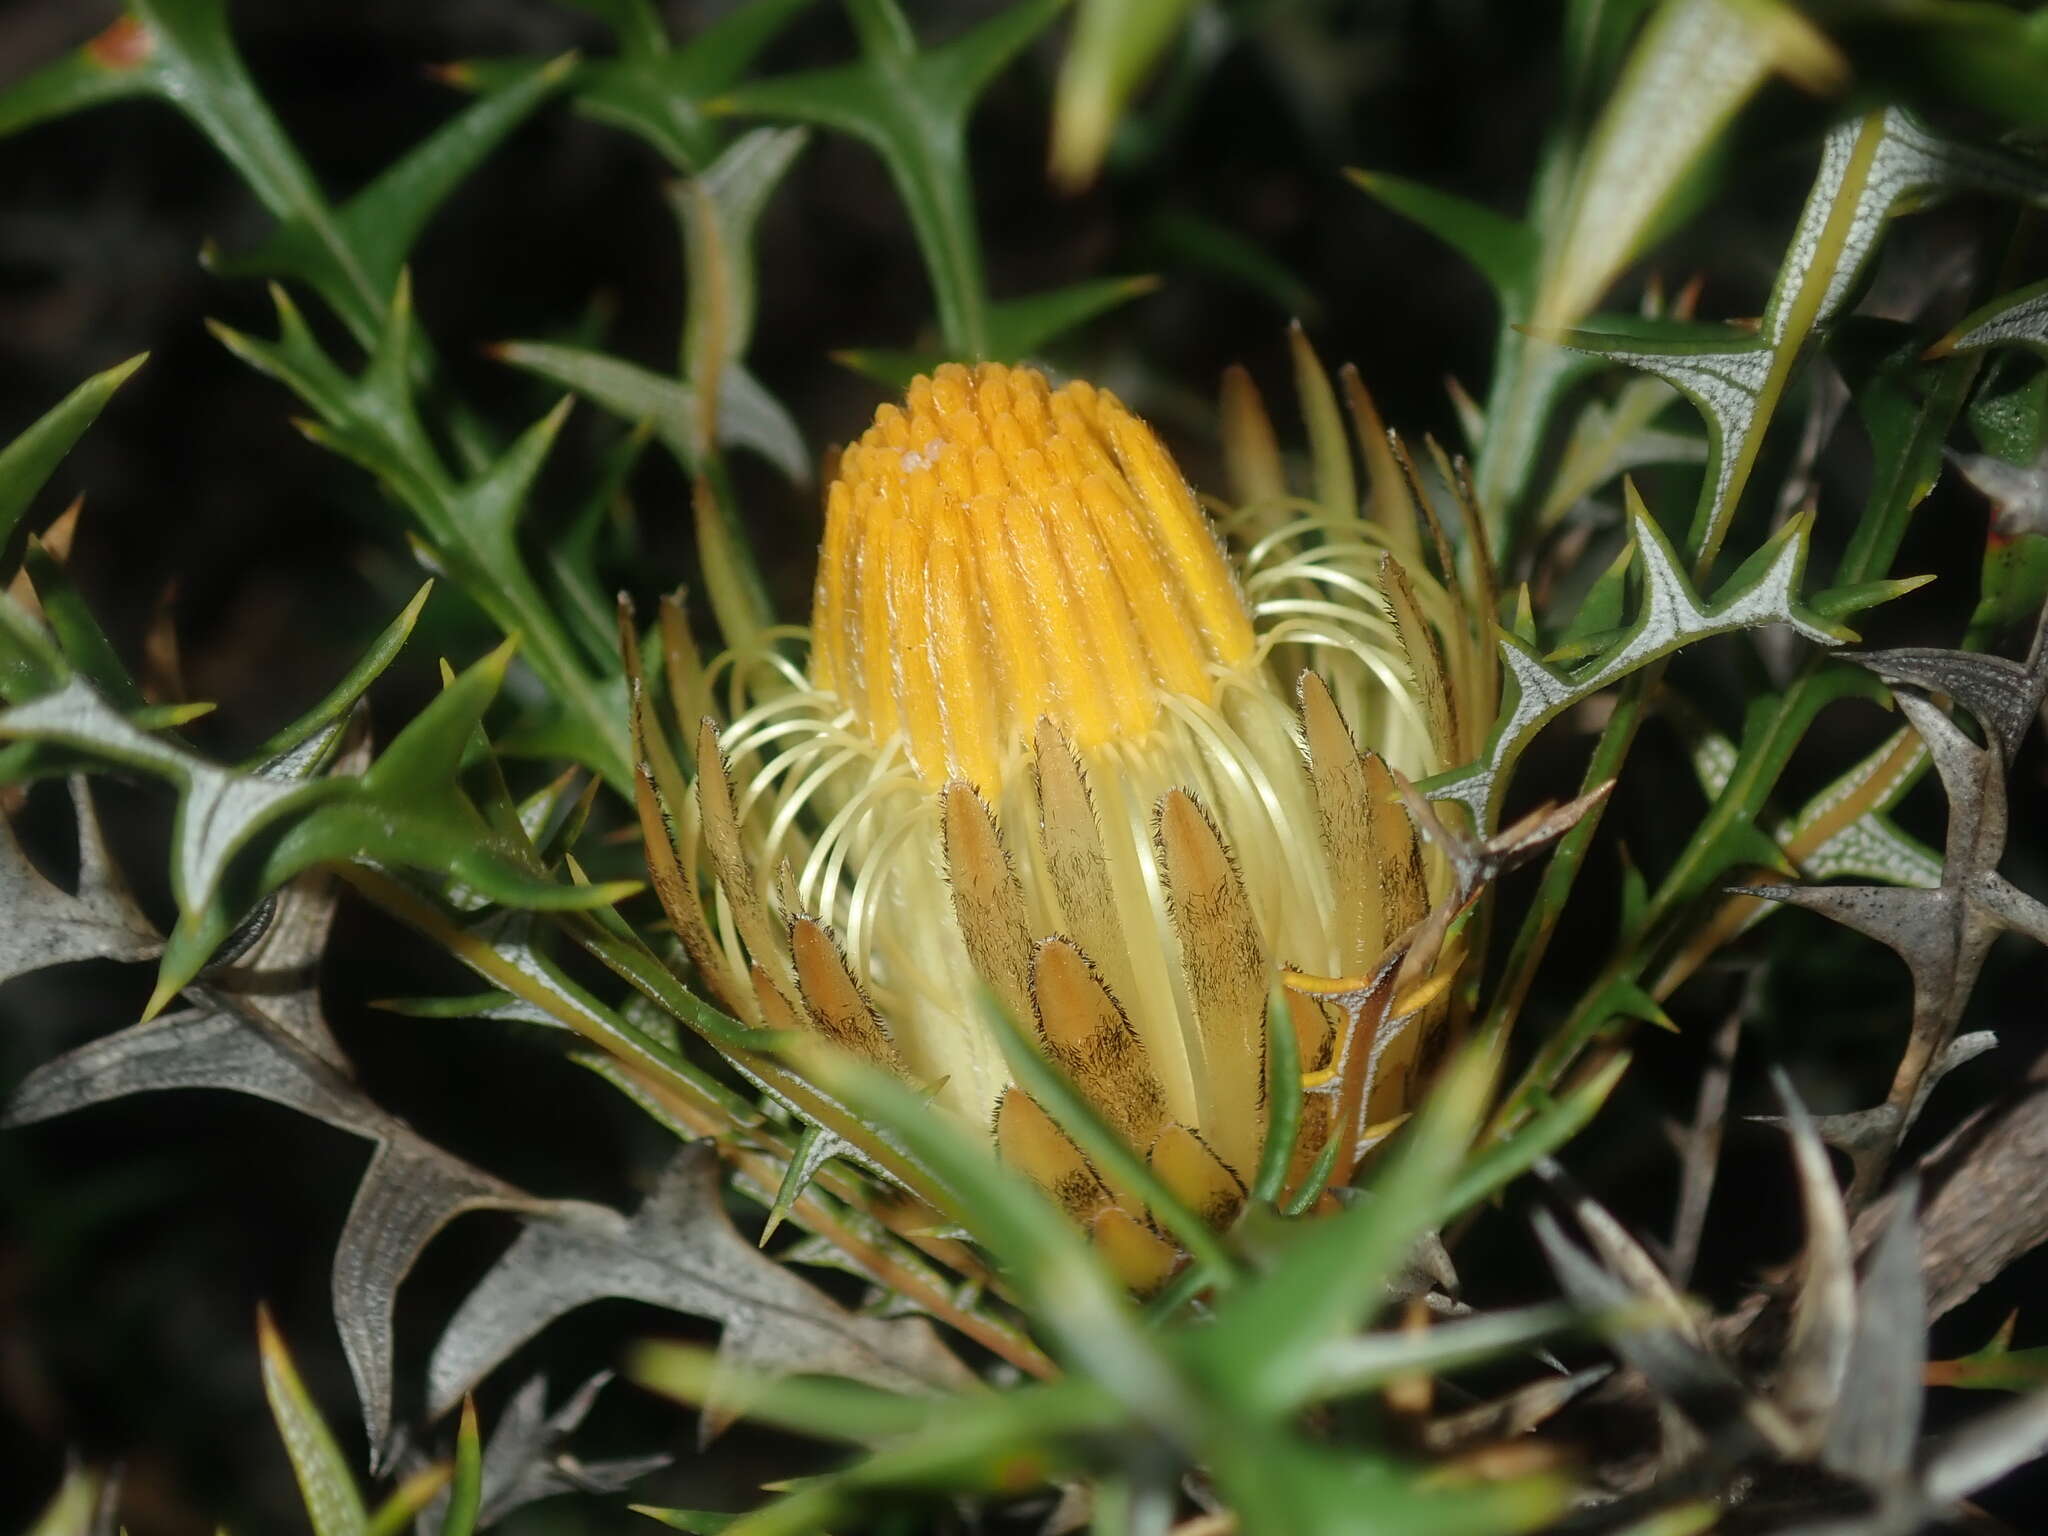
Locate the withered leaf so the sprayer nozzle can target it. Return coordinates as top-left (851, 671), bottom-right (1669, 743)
top-left (426, 1141), bottom-right (973, 1436)
top-left (1822, 1187), bottom-right (1925, 1490)
top-left (413, 1372), bottom-right (669, 1533)
top-left (3, 872), bottom-right (548, 1463)
top-left (1747, 682), bottom-right (2048, 1193)
top-left (1, 778), bottom-right (160, 984)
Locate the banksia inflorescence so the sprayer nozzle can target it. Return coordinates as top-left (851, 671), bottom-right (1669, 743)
top-left (630, 354), bottom-right (1497, 1284)
top-left (22, 3), bottom-right (2048, 1530)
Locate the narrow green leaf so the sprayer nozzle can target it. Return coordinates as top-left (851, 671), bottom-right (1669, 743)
top-left (366, 1468), bottom-right (451, 1536)
top-left (1347, 170), bottom-right (1536, 309)
top-left (437, 1398), bottom-right (483, 1536)
top-left (25, 1468), bottom-right (102, 1536)
top-left (714, 0), bottom-right (1066, 355)
top-left (492, 342), bottom-right (804, 481)
top-left (1050, 0), bottom-right (1198, 190)
top-left (1300, 1301), bottom-right (1586, 1404)
top-left (807, 1054), bottom-right (1196, 1435)
top-left (19, 537), bottom-right (143, 710)
top-left (985, 274), bottom-right (1161, 360)
top-left (1532, 0), bottom-right (1842, 331)
top-left (0, 355), bottom-right (147, 573)
top-left (257, 1305), bottom-right (370, 1536)
top-left (0, 591), bottom-right (72, 704)
top-left (1145, 206), bottom-right (1319, 317)
top-left (1250, 985), bottom-right (1301, 1209)
top-left (631, 1510), bottom-right (738, 1535)
top-left (1191, 1047), bottom-right (1494, 1415)
top-left (1446, 1053), bottom-right (1629, 1216)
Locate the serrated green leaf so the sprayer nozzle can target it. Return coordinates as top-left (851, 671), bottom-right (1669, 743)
top-left (0, 18), bottom-right (157, 136)
top-left (1926, 1314), bottom-right (2048, 1394)
top-left (209, 55), bottom-right (574, 337)
top-left (712, 0), bottom-right (1066, 356)
top-left (481, 0), bottom-right (816, 171)
top-left (218, 277), bottom-right (633, 790)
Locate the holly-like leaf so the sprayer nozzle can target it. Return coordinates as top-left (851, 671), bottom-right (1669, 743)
top-left (211, 278), bottom-right (633, 790)
top-left (1, 858), bottom-right (577, 1459)
top-left (1426, 490), bottom-right (1844, 830)
top-left (452, 0), bottom-right (816, 172)
top-left (1542, 109), bottom-right (2048, 563)
top-left (205, 55), bottom-right (574, 341)
top-left (0, 644), bottom-right (635, 1012)
top-left (1746, 663), bottom-right (2048, 1194)
top-left (425, 1141), bottom-right (973, 1431)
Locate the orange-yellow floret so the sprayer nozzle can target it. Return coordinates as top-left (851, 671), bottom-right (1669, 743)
top-left (811, 362), bottom-right (1257, 788)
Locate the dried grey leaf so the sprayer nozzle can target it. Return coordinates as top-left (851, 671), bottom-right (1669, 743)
top-left (1669, 1005), bottom-right (1742, 1290)
top-left (1421, 1365), bottom-right (1612, 1454)
top-left (413, 1372), bottom-right (670, 1534)
top-left (426, 1141), bottom-right (972, 1428)
top-left (1530, 1206), bottom-right (1780, 1466)
top-left (1853, 647), bottom-right (2045, 767)
top-left (1822, 1187), bottom-right (1925, 1491)
top-left (1920, 1386), bottom-right (2048, 1508)
top-left (1, 778), bottom-right (160, 984)
top-left (1773, 1073), bottom-right (1856, 1448)
top-left (204, 871), bottom-right (349, 1069)
top-left (2, 867), bottom-right (569, 1461)
top-left (1745, 682), bottom-right (2048, 1194)
top-left (337, 1140), bottom-right (540, 1472)
top-left (2, 1004), bottom-right (372, 1133)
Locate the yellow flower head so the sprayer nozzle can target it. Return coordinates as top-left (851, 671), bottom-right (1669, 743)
top-left (812, 363), bottom-right (1255, 789)
top-left (636, 354), bottom-right (1494, 1288)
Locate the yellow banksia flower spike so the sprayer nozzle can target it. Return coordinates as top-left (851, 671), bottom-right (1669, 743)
top-left (632, 352), bottom-right (1497, 1289)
